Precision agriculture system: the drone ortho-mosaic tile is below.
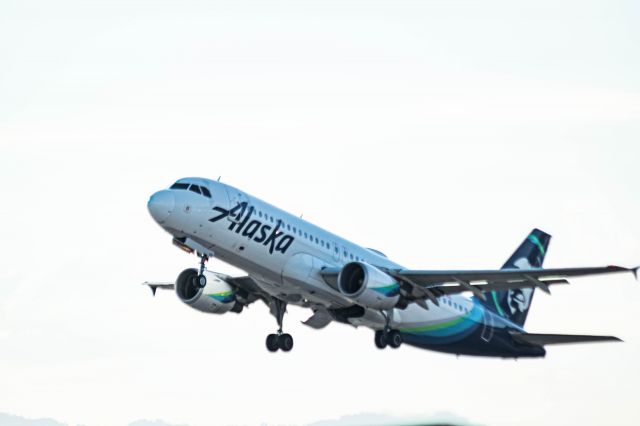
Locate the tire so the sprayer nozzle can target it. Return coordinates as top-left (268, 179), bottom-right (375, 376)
top-left (374, 330), bottom-right (387, 349)
top-left (278, 333), bottom-right (294, 352)
top-left (196, 274), bottom-right (207, 288)
top-left (389, 330), bottom-right (403, 349)
top-left (266, 334), bottom-right (279, 352)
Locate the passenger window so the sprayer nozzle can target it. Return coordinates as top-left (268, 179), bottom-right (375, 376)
top-left (315, 237), bottom-right (318, 244)
top-left (293, 227), bottom-right (296, 233)
top-left (287, 224), bottom-right (291, 231)
top-left (189, 185), bottom-right (201, 194)
top-left (201, 187), bottom-right (212, 198)
top-left (304, 232), bottom-right (308, 238)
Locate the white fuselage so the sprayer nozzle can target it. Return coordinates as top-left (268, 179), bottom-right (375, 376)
top-left (150, 178), bottom-right (495, 334)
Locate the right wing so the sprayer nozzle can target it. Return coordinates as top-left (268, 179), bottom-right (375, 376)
top-left (321, 264), bottom-right (636, 306)
top-left (383, 265), bottom-right (637, 304)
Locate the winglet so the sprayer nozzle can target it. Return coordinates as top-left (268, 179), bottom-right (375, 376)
top-left (142, 281), bottom-right (174, 296)
top-left (633, 267), bottom-right (639, 281)
top-left (142, 282), bottom-right (158, 296)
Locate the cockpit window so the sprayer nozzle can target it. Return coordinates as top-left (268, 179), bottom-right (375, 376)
top-left (170, 183), bottom-right (189, 190)
top-left (170, 182), bottom-right (211, 199)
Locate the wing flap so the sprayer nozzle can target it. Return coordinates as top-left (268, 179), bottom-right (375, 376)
top-left (394, 265), bottom-right (631, 285)
top-left (433, 279), bottom-right (569, 295)
top-left (511, 332), bottom-right (622, 346)
top-left (387, 265), bottom-right (635, 300)
top-left (302, 309), bottom-right (333, 329)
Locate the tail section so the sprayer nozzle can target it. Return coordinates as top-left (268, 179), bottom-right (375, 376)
top-left (482, 228), bottom-right (551, 327)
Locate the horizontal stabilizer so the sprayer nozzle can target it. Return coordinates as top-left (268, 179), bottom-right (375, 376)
top-left (511, 332), bottom-right (622, 346)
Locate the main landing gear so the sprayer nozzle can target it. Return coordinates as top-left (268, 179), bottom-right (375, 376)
top-left (374, 329), bottom-right (403, 349)
top-left (374, 311), bottom-right (403, 349)
top-left (192, 254), bottom-right (208, 288)
top-left (266, 298), bottom-right (294, 352)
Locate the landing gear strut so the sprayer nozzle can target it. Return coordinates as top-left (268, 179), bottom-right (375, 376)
top-left (193, 254), bottom-right (208, 288)
top-left (266, 298), bottom-right (294, 352)
top-left (374, 311), bottom-right (403, 350)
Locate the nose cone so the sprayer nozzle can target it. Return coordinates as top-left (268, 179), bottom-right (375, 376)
top-left (147, 190), bottom-right (175, 223)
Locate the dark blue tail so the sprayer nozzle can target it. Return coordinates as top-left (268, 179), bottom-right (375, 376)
top-left (482, 228), bottom-right (551, 327)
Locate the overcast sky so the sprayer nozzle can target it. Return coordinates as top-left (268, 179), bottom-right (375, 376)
top-left (1, 1), bottom-right (639, 426)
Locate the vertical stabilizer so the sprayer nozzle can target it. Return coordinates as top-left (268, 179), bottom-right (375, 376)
top-left (482, 229), bottom-right (551, 327)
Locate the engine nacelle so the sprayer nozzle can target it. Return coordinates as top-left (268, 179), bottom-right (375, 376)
top-left (175, 268), bottom-right (239, 314)
top-left (337, 262), bottom-right (400, 310)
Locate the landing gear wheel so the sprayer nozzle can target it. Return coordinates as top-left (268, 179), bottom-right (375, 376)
top-left (277, 333), bottom-right (294, 352)
top-left (196, 274), bottom-right (207, 288)
top-left (266, 334), bottom-right (279, 352)
top-left (374, 330), bottom-right (388, 349)
top-left (388, 330), bottom-right (403, 349)
top-left (265, 298), bottom-right (294, 353)
top-left (195, 253), bottom-right (208, 289)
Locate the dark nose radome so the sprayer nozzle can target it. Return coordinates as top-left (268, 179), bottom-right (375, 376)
top-left (148, 190), bottom-right (175, 223)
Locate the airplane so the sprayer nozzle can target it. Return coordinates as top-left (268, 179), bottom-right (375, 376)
top-left (144, 177), bottom-right (638, 357)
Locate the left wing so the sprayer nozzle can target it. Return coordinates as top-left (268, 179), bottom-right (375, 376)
top-left (142, 275), bottom-right (270, 306)
top-left (142, 282), bottom-right (174, 296)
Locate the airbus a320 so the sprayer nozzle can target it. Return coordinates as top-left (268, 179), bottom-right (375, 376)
top-left (145, 177), bottom-right (637, 357)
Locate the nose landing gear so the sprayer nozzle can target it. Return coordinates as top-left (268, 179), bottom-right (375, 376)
top-left (192, 254), bottom-right (208, 288)
top-left (266, 298), bottom-right (294, 352)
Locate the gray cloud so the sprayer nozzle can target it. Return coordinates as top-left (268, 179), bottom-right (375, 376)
top-left (306, 412), bottom-right (482, 426)
top-left (128, 420), bottom-right (189, 426)
top-left (0, 413), bottom-right (68, 426)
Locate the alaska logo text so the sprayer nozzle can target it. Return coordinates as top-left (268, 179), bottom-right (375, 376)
top-left (208, 202), bottom-right (294, 254)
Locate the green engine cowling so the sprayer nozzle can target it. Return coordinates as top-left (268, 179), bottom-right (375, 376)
top-left (175, 268), bottom-right (241, 314)
top-left (337, 262), bottom-right (400, 310)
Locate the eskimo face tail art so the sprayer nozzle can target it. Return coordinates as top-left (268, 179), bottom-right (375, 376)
top-left (481, 228), bottom-right (551, 327)
top-left (145, 177), bottom-right (638, 357)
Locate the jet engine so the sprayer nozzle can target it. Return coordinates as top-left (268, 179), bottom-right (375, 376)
top-left (337, 262), bottom-right (400, 310)
top-left (176, 268), bottom-right (241, 314)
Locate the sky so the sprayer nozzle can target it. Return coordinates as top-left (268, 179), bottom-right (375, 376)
top-left (1, 1), bottom-right (639, 426)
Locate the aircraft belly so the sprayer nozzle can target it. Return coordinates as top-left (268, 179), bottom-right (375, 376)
top-left (394, 300), bottom-right (485, 345)
top-left (281, 252), bottom-right (350, 307)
